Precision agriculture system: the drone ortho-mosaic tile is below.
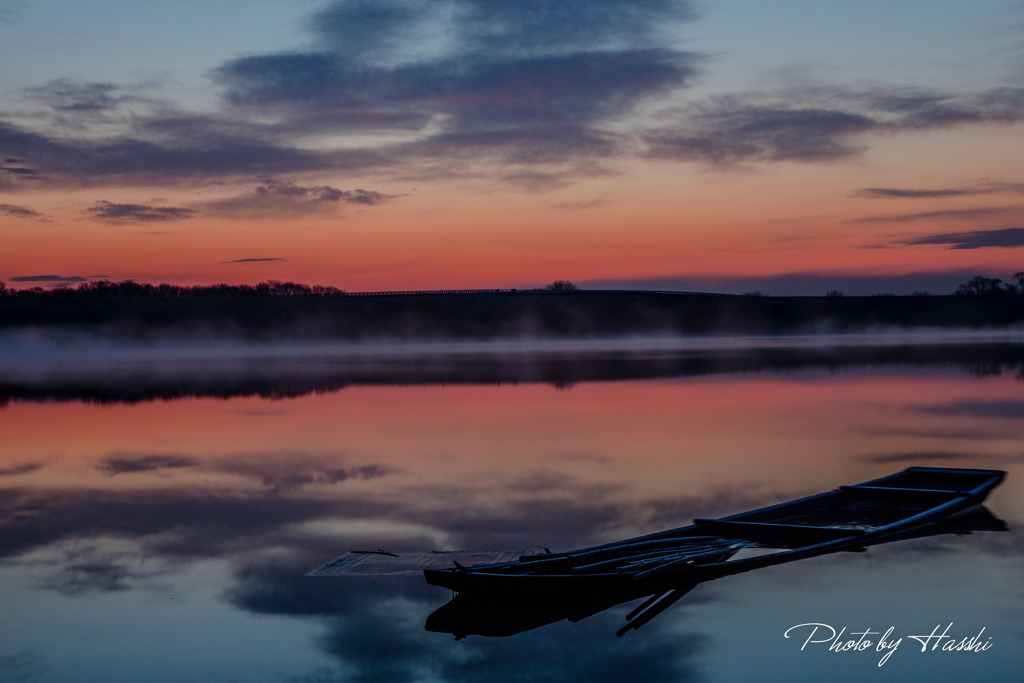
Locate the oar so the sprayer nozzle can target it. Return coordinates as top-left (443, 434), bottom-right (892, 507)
top-left (617, 585), bottom-right (694, 637)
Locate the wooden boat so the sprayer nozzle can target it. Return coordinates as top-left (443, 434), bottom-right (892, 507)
top-left (423, 502), bottom-right (1007, 638)
top-left (422, 467), bottom-right (1005, 600)
top-left (308, 466), bottom-right (1005, 637)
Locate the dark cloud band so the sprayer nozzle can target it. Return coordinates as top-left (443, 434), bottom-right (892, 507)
top-left (1, 1), bottom-right (1021, 194)
top-left (0, 203), bottom-right (41, 218)
top-left (901, 227), bottom-right (1024, 249)
top-left (645, 87), bottom-right (1024, 166)
top-left (202, 178), bottom-right (396, 218)
top-left (88, 201), bottom-right (195, 223)
top-left (855, 188), bottom-right (984, 199)
top-left (10, 275), bottom-right (89, 282)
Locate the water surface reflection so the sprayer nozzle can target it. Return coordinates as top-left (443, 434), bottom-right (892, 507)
top-left (1, 342), bottom-right (1022, 681)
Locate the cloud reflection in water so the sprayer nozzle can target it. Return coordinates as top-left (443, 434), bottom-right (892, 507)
top-left (0, 345), bottom-right (1022, 680)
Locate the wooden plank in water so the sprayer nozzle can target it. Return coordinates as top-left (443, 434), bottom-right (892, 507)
top-left (692, 519), bottom-right (865, 546)
top-left (306, 550), bottom-right (525, 576)
top-left (839, 485), bottom-right (968, 503)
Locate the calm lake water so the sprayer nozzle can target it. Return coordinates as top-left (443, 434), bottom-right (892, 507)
top-left (1, 338), bottom-right (1022, 682)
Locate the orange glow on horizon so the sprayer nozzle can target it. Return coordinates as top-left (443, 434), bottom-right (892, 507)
top-left (4, 135), bottom-right (1023, 293)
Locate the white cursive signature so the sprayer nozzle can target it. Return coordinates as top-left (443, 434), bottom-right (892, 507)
top-left (784, 622), bottom-right (992, 667)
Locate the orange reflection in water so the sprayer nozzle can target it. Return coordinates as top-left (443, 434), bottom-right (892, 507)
top-left (2, 369), bottom-right (1021, 523)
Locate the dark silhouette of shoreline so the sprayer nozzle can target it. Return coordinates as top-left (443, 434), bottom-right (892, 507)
top-left (2, 289), bottom-right (1023, 341)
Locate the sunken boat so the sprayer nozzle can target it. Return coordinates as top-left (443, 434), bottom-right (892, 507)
top-left (423, 467), bottom-right (1004, 592)
top-left (309, 466), bottom-right (1006, 637)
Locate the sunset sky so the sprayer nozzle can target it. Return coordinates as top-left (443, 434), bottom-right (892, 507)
top-left (2, 0), bottom-right (1024, 294)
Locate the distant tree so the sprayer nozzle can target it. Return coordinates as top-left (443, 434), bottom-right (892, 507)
top-left (912, 290), bottom-right (931, 296)
top-left (253, 280), bottom-right (314, 296)
top-left (1012, 272), bottom-right (1024, 294)
top-left (0, 281), bottom-right (6, 296)
top-left (954, 276), bottom-right (1006, 296)
top-left (742, 290), bottom-right (764, 297)
top-left (825, 290), bottom-right (844, 297)
top-left (310, 284), bottom-right (345, 296)
top-left (543, 280), bottom-right (579, 292)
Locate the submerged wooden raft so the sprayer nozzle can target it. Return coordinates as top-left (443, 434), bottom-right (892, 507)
top-left (309, 466), bottom-right (1006, 637)
top-left (422, 468), bottom-right (1004, 591)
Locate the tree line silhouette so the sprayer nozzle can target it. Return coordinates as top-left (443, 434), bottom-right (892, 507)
top-left (1, 274), bottom-right (1021, 297)
top-left (953, 273), bottom-right (1024, 296)
top-left (0, 279), bottom-right (346, 298)
top-left (2, 281), bottom-right (1023, 339)
top-left (0, 279), bottom-right (587, 298)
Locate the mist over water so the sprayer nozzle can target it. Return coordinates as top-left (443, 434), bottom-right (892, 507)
top-left (3, 325), bottom-right (1024, 366)
top-left (2, 329), bottom-right (1023, 407)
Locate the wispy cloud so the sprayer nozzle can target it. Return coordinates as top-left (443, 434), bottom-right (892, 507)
top-left (855, 188), bottom-right (991, 199)
top-left (0, 119), bottom-right (345, 189)
top-left (0, 462), bottom-right (43, 476)
top-left (854, 182), bottom-right (1024, 199)
top-left (224, 257), bottom-right (284, 264)
top-left (27, 79), bottom-right (125, 113)
top-left (1, 159), bottom-right (41, 191)
top-left (0, 203), bottom-right (42, 218)
top-left (855, 206), bottom-right (1022, 224)
top-left (900, 227), bottom-right (1024, 249)
top-left (914, 399), bottom-right (1024, 419)
top-left (202, 177), bottom-right (395, 218)
top-left (9, 274), bottom-right (89, 282)
top-left (88, 200), bottom-right (195, 223)
top-left (645, 87), bottom-right (1024, 166)
top-left (646, 100), bottom-right (875, 164)
top-left (551, 198), bottom-right (611, 211)
top-left (0, 0), bottom-right (26, 24)
top-left (1, 164), bottom-right (39, 178)
top-left (97, 454), bottom-right (199, 476)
